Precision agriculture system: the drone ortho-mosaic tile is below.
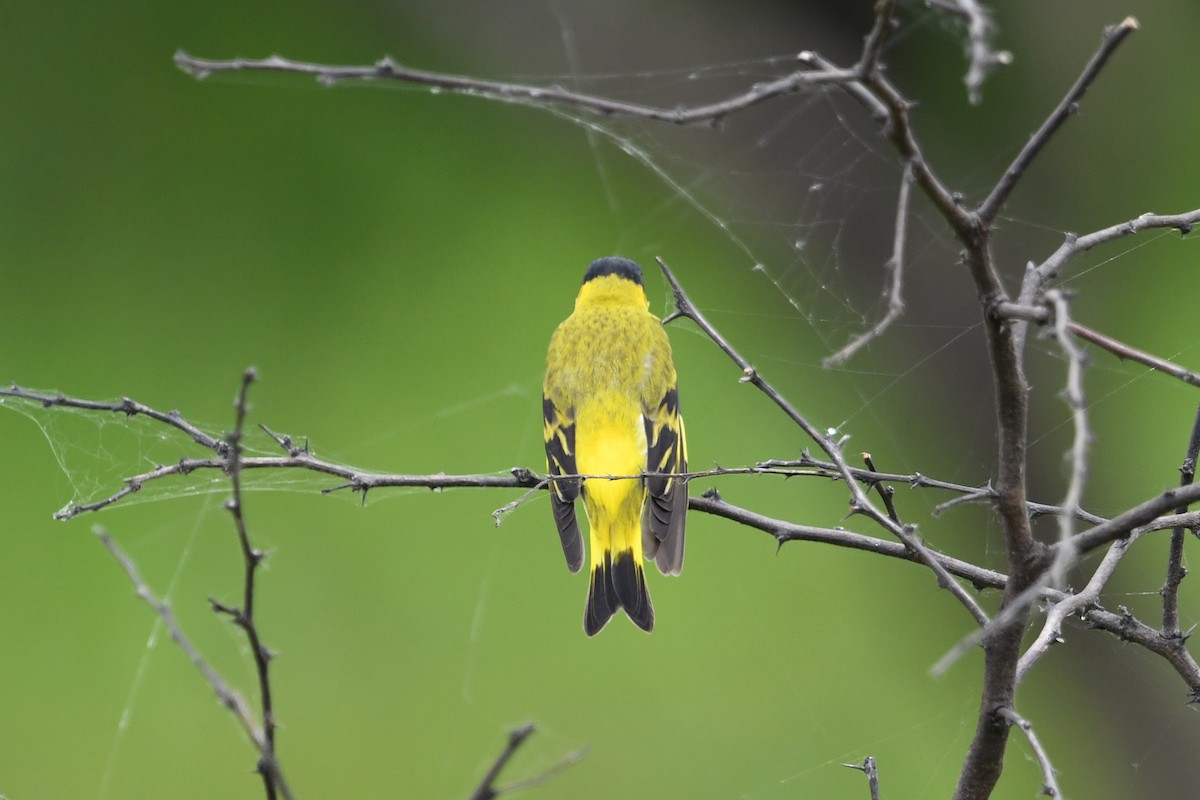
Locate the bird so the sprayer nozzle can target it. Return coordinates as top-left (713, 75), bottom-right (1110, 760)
top-left (543, 256), bottom-right (688, 635)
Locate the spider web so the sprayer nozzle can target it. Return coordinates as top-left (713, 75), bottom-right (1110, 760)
top-left (6, 4), bottom-right (1197, 798)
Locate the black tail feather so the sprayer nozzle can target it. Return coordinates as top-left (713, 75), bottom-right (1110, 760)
top-left (584, 550), bottom-right (654, 635)
top-left (584, 552), bottom-right (619, 636)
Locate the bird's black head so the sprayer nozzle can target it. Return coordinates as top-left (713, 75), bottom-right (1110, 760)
top-left (583, 257), bottom-right (644, 286)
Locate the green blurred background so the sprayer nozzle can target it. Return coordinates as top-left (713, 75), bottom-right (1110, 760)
top-left (3, 1), bottom-right (1198, 798)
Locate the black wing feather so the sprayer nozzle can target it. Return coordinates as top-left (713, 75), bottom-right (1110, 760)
top-left (642, 388), bottom-right (687, 576)
top-left (543, 396), bottom-right (584, 572)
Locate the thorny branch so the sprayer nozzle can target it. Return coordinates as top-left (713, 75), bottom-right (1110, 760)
top-left (657, 256), bottom-right (991, 627)
top-left (212, 368), bottom-right (281, 799)
top-left (20, 374), bottom-right (1192, 685)
top-left (92, 526), bottom-right (295, 800)
top-left (0, 382), bottom-right (1113, 528)
top-left (1163, 399), bottom-right (1200, 637)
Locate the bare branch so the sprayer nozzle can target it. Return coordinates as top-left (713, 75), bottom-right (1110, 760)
top-left (933, 291), bottom-right (1097, 680)
top-left (860, 67), bottom-right (973, 233)
top-left (92, 526), bottom-right (294, 800)
top-left (796, 51), bottom-right (888, 122)
top-left (857, 0), bottom-right (898, 77)
top-left (214, 368), bottom-right (280, 800)
top-left (823, 161), bottom-right (913, 367)
top-left (861, 453), bottom-right (902, 525)
top-left (466, 724), bottom-right (582, 800)
top-left (1163, 399), bottom-right (1200, 636)
top-left (1065, 482), bottom-right (1200, 555)
top-left (977, 17), bottom-right (1138, 223)
top-left (1, 376), bottom-right (1112, 533)
top-left (1020, 209), bottom-right (1200, 309)
top-left (770, 454), bottom-right (1108, 525)
top-left (0, 384), bottom-right (228, 455)
top-left (996, 708), bottom-right (1062, 798)
top-left (997, 303), bottom-right (1200, 389)
top-left (467, 725), bottom-right (535, 800)
top-left (173, 51), bottom-right (858, 127)
top-left (925, 0), bottom-right (1012, 104)
top-left (1082, 607), bottom-right (1200, 702)
top-left (1066, 321), bottom-right (1200, 388)
top-left (658, 257), bottom-right (990, 626)
top-left (690, 491), bottom-right (1007, 591)
top-left (695, 490), bottom-right (1200, 695)
top-left (843, 755), bottom-right (881, 800)
top-left (1017, 533), bottom-right (1139, 686)
top-left (1044, 290), bottom-right (1090, 586)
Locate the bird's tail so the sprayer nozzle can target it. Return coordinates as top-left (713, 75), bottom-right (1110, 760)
top-left (584, 546), bottom-right (653, 635)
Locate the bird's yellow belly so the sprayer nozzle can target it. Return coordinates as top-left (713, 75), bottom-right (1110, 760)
top-left (575, 399), bottom-right (646, 550)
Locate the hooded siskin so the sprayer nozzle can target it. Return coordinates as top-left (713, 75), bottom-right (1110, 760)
top-left (543, 256), bottom-right (688, 635)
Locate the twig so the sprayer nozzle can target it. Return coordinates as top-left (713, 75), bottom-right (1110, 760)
top-left (997, 708), bottom-right (1062, 798)
top-left (1016, 533), bottom-right (1139, 686)
top-left (1163, 399), bottom-right (1200, 637)
top-left (173, 52), bottom-right (858, 128)
top-left (92, 526), bottom-right (294, 800)
top-left (1044, 290), bottom-right (1090, 588)
top-left (927, 22), bottom-right (1139, 798)
top-left (0, 379), bottom-right (1111, 529)
top-left (861, 453), bottom-right (901, 525)
top-left (695, 490), bottom-right (1200, 697)
top-left (946, 482), bottom-right (1200, 676)
top-left (1083, 607), bottom-right (1200, 702)
top-left (857, 0), bottom-right (897, 78)
top-left (823, 161), bottom-right (912, 367)
top-left (977, 17), bottom-right (1138, 223)
top-left (1067, 322), bottom-right (1200, 389)
top-left (466, 724), bottom-right (582, 800)
top-left (860, 64), bottom-right (971, 233)
top-left (0, 384), bottom-right (228, 455)
top-left (843, 755), bottom-right (881, 800)
top-left (925, 0), bottom-right (1012, 104)
top-left (997, 304), bottom-right (1200, 389)
top-left (1065, 482), bottom-right (1200, 555)
top-left (212, 368), bottom-right (280, 799)
top-left (1019, 209), bottom-right (1200, 312)
top-left (658, 258), bottom-right (990, 627)
top-left (796, 51), bottom-right (888, 122)
top-left (768, 454), bottom-right (1108, 525)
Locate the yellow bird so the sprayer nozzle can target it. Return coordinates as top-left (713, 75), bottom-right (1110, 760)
top-left (543, 257), bottom-right (687, 635)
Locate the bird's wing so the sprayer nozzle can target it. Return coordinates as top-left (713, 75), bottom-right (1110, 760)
top-left (543, 395), bottom-right (584, 572)
top-left (642, 387), bottom-right (687, 575)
